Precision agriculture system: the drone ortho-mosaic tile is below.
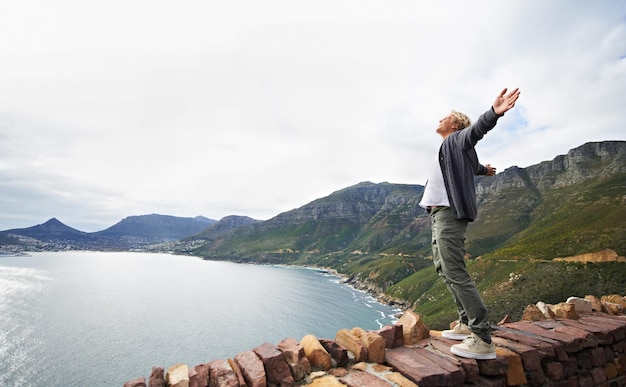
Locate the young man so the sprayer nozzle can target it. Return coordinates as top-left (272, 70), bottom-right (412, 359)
top-left (419, 88), bottom-right (520, 360)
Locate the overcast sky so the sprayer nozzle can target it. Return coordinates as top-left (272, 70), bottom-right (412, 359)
top-left (1, 0), bottom-right (625, 232)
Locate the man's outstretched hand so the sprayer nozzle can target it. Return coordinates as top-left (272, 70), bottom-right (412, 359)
top-left (493, 88), bottom-right (520, 115)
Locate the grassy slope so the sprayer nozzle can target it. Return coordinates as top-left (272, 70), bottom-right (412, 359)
top-left (387, 258), bottom-right (626, 330)
top-left (487, 174), bottom-right (626, 260)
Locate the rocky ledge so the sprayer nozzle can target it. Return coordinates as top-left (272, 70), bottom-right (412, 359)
top-left (124, 293), bottom-right (626, 387)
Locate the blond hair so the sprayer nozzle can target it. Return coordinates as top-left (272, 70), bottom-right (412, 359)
top-left (450, 110), bottom-right (471, 130)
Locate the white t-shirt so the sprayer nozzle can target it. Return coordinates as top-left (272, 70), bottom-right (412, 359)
top-left (419, 151), bottom-right (450, 209)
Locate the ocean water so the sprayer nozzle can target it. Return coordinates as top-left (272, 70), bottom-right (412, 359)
top-left (0, 251), bottom-right (400, 386)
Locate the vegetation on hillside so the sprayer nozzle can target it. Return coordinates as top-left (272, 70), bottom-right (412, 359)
top-left (182, 142), bottom-right (626, 329)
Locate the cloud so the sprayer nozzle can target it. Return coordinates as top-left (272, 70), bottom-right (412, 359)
top-left (0, 0), bottom-right (625, 231)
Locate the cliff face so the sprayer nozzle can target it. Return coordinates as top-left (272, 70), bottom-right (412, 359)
top-left (270, 182), bottom-right (423, 224)
top-left (477, 141), bottom-right (626, 195)
top-left (194, 182), bottom-right (427, 260)
top-left (470, 141), bottom-right (626, 258)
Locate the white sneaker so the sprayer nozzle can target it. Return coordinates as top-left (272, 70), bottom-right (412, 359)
top-left (450, 333), bottom-right (496, 360)
top-left (442, 322), bottom-right (471, 340)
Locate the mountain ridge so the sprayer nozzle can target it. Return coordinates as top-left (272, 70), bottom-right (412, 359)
top-left (1, 214), bottom-right (221, 250)
top-left (189, 141), bottom-right (625, 262)
top-left (2, 141), bottom-right (623, 260)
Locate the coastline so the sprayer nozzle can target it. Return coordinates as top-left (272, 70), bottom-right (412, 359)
top-left (224, 257), bottom-right (411, 317)
top-left (279, 263), bottom-right (411, 317)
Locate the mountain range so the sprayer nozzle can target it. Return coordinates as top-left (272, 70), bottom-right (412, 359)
top-left (2, 140), bottom-right (624, 260)
top-left (0, 214), bottom-right (218, 250)
top-left (2, 140), bottom-right (624, 327)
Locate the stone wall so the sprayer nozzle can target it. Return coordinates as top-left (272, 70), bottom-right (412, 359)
top-left (124, 294), bottom-right (626, 387)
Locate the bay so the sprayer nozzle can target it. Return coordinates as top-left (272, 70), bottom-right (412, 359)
top-left (0, 251), bottom-right (400, 386)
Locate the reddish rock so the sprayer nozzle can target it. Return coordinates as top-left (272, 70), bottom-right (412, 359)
top-left (426, 337), bottom-right (479, 383)
top-left (581, 314), bottom-right (626, 341)
top-left (590, 367), bottom-right (607, 384)
top-left (589, 347), bottom-right (608, 368)
top-left (124, 377), bottom-right (146, 387)
top-left (350, 327), bottom-right (366, 338)
top-left (319, 339), bottom-right (350, 368)
top-left (551, 302), bottom-right (579, 319)
top-left (492, 337), bottom-right (542, 371)
top-left (253, 342), bottom-right (294, 386)
top-left (495, 346), bottom-right (527, 386)
top-left (300, 334), bottom-right (332, 371)
top-left (395, 311), bottom-right (429, 345)
top-left (537, 301), bottom-right (556, 319)
top-left (227, 358), bottom-right (247, 386)
top-left (338, 369), bottom-right (391, 387)
top-left (567, 296), bottom-right (593, 314)
top-left (584, 295), bottom-right (604, 312)
top-left (553, 325), bottom-right (599, 349)
top-left (521, 304), bottom-right (545, 321)
top-left (335, 329), bottom-right (368, 362)
top-left (208, 359), bottom-right (239, 387)
top-left (558, 318), bottom-right (614, 345)
top-left (492, 325), bottom-right (557, 359)
top-left (474, 375), bottom-right (506, 386)
top-left (411, 342), bottom-right (465, 381)
top-left (505, 321), bottom-right (583, 353)
top-left (277, 337), bottom-right (311, 381)
top-left (602, 294), bottom-right (626, 307)
top-left (526, 369), bottom-right (547, 386)
top-left (234, 350), bottom-right (266, 387)
top-left (308, 375), bottom-right (343, 386)
top-left (148, 367), bottom-right (166, 387)
top-left (166, 364), bottom-right (189, 387)
top-left (193, 363), bottom-right (209, 387)
top-left (188, 365), bottom-right (198, 387)
top-left (475, 355), bottom-right (508, 377)
top-left (361, 331), bottom-right (385, 364)
top-left (561, 356), bottom-right (579, 378)
top-left (376, 325), bottom-right (403, 348)
top-left (544, 362), bottom-right (564, 381)
top-left (384, 371), bottom-right (419, 387)
top-left (384, 345), bottom-right (464, 386)
top-left (603, 301), bottom-right (624, 315)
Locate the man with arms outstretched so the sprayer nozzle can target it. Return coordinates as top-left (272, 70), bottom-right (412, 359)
top-left (419, 88), bottom-right (521, 359)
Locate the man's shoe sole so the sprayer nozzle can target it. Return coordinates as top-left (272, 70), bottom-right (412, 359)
top-left (442, 332), bottom-right (469, 340)
top-left (450, 346), bottom-right (496, 360)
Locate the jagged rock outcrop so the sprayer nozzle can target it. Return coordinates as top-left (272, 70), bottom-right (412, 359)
top-left (165, 364), bottom-right (189, 387)
top-left (277, 338), bottom-right (311, 381)
top-left (554, 248), bottom-right (626, 263)
top-left (125, 293), bottom-right (626, 387)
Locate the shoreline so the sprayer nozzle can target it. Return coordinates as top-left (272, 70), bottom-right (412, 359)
top-left (276, 262), bottom-right (411, 316)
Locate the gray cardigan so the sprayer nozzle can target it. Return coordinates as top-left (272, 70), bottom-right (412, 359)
top-left (439, 107), bottom-right (502, 221)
